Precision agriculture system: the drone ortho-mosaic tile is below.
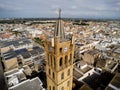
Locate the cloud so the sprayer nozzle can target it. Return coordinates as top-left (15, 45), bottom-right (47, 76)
top-left (71, 6), bottom-right (77, 9)
top-left (0, 0), bottom-right (120, 18)
top-left (0, 2), bottom-right (23, 11)
top-left (116, 1), bottom-right (120, 6)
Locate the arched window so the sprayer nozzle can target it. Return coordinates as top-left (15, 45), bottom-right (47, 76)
top-left (51, 56), bottom-right (52, 66)
top-left (49, 69), bottom-right (51, 75)
top-left (53, 72), bottom-right (55, 79)
top-left (67, 69), bottom-right (70, 76)
top-left (49, 55), bottom-right (51, 66)
top-left (53, 86), bottom-right (55, 90)
top-left (59, 57), bottom-right (63, 67)
top-left (70, 54), bottom-right (72, 64)
top-left (67, 81), bottom-right (70, 87)
top-left (49, 86), bottom-right (51, 90)
top-left (47, 54), bottom-right (50, 65)
top-left (65, 55), bottom-right (68, 65)
top-left (61, 87), bottom-right (64, 90)
top-left (54, 57), bottom-right (56, 69)
top-left (61, 72), bottom-right (64, 80)
top-left (60, 48), bottom-right (62, 53)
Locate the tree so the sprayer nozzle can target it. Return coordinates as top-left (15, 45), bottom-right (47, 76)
top-left (11, 31), bottom-right (22, 37)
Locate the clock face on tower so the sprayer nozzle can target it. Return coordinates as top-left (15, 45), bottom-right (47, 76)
top-left (64, 47), bottom-right (68, 52)
top-left (49, 47), bottom-right (53, 51)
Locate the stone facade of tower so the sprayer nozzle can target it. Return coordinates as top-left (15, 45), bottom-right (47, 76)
top-left (44, 9), bottom-right (74, 90)
top-left (45, 36), bottom-right (74, 90)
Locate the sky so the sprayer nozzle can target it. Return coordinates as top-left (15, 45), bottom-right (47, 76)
top-left (0, 0), bottom-right (120, 19)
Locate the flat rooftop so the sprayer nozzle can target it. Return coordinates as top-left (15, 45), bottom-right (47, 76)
top-left (2, 46), bottom-right (44, 60)
top-left (81, 67), bottom-right (92, 74)
top-left (3, 50), bottom-right (17, 60)
top-left (15, 46), bottom-right (44, 59)
top-left (74, 65), bottom-right (92, 74)
top-left (73, 69), bottom-right (83, 80)
top-left (110, 73), bottom-right (120, 88)
top-left (82, 73), bottom-right (100, 87)
top-left (9, 77), bottom-right (43, 90)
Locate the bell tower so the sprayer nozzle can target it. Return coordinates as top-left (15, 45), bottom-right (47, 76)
top-left (44, 9), bottom-right (74, 90)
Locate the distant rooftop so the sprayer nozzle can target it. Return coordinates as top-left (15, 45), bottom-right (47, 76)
top-left (0, 38), bottom-right (32, 48)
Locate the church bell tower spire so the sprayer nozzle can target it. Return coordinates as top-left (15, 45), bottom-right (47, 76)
top-left (54, 9), bottom-right (65, 40)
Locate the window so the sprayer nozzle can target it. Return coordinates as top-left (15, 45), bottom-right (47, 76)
top-left (67, 81), bottom-right (70, 87)
top-left (53, 72), bottom-right (55, 79)
top-left (49, 55), bottom-right (51, 65)
top-left (49, 47), bottom-right (53, 51)
top-left (70, 54), bottom-right (72, 59)
top-left (51, 56), bottom-right (52, 66)
top-left (65, 55), bottom-right (68, 65)
top-left (49, 86), bottom-right (51, 90)
top-left (67, 69), bottom-right (70, 76)
top-left (49, 69), bottom-right (51, 75)
top-left (47, 54), bottom-right (50, 65)
top-left (59, 57), bottom-right (63, 67)
top-left (70, 54), bottom-right (72, 64)
top-left (61, 72), bottom-right (64, 80)
top-left (60, 48), bottom-right (62, 53)
top-left (53, 86), bottom-right (55, 90)
top-left (54, 57), bottom-right (56, 69)
top-left (61, 87), bottom-right (64, 90)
